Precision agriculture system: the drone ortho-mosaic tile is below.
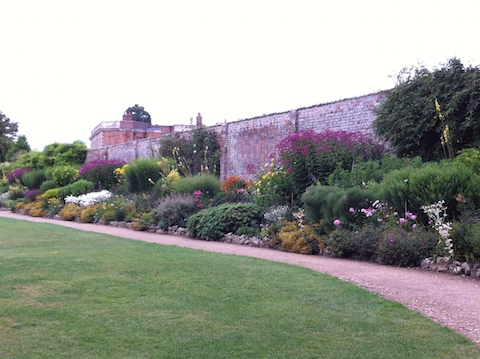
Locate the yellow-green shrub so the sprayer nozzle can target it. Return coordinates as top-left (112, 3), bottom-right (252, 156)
top-left (80, 204), bottom-right (100, 223)
top-left (277, 221), bottom-right (324, 255)
top-left (59, 203), bottom-right (81, 221)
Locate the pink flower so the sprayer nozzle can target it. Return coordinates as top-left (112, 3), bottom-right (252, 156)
top-left (412, 224), bottom-right (417, 229)
top-left (361, 208), bottom-right (376, 217)
top-left (333, 219), bottom-right (341, 227)
top-left (393, 212), bottom-right (398, 216)
top-left (349, 207), bottom-right (355, 213)
top-left (399, 218), bottom-right (407, 224)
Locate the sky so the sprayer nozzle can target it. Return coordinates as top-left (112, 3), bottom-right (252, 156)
top-left (1, 0), bottom-right (479, 151)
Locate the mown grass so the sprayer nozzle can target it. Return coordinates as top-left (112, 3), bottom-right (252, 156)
top-left (1, 217), bottom-right (479, 359)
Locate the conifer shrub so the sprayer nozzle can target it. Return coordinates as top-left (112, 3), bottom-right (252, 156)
top-left (40, 180), bottom-right (57, 192)
top-left (21, 169), bottom-right (46, 189)
top-left (57, 180), bottom-right (94, 200)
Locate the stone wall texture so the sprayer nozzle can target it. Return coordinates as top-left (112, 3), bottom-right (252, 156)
top-left (86, 91), bottom-right (388, 180)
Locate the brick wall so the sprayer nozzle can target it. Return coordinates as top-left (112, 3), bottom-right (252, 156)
top-left (86, 91), bottom-right (388, 180)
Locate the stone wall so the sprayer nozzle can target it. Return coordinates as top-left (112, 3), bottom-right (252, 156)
top-left (86, 91), bottom-right (388, 180)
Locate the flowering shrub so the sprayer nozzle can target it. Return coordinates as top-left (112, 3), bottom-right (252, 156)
top-left (421, 200), bottom-right (454, 257)
top-left (24, 189), bottom-right (40, 202)
top-left (65, 190), bottom-right (112, 207)
top-left (276, 129), bottom-right (385, 201)
top-left (80, 204), bottom-right (101, 223)
top-left (59, 203), bottom-right (81, 221)
top-left (6, 168), bottom-right (32, 184)
top-left (52, 165), bottom-right (79, 187)
top-left (97, 196), bottom-right (137, 223)
top-left (79, 159), bottom-right (126, 189)
top-left (250, 158), bottom-right (291, 208)
top-left (114, 164), bottom-right (129, 186)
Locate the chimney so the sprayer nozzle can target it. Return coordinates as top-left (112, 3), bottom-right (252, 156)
top-left (123, 110), bottom-right (133, 121)
top-left (196, 112), bottom-right (202, 128)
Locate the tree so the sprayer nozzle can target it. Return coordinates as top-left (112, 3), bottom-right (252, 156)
top-left (374, 58), bottom-right (480, 161)
top-left (0, 111), bottom-right (18, 162)
top-left (126, 104), bottom-right (151, 124)
top-left (6, 135), bottom-right (31, 162)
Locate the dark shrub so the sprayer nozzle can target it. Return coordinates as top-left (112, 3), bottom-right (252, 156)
top-left (155, 193), bottom-right (200, 229)
top-left (79, 159), bottom-right (125, 190)
top-left (451, 221), bottom-right (480, 262)
top-left (376, 226), bottom-right (437, 267)
top-left (24, 189), bottom-right (40, 202)
top-left (40, 180), bottom-right (57, 192)
top-left (327, 225), bottom-right (382, 261)
top-left (187, 202), bottom-right (263, 240)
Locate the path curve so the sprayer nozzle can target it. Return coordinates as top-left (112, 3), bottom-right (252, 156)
top-left (1, 210), bottom-right (479, 346)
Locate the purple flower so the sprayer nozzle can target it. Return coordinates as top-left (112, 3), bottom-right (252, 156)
top-left (333, 219), bottom-right (341, 227)
top-left (389, 235), bottom-right (394, 243)
top-left (399, 218), bottom-right (407, 224)
top-left (412, 224), bottom-right (417, 229)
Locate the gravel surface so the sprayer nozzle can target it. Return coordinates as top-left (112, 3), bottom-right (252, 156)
top-left (2, 210), bottom-right (479, 346)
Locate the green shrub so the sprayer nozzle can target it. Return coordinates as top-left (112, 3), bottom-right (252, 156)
top-left (97, 197), bottom-right (137, 223)
top-left (328, 154), bottom-right (423, 188)
top-left (7, 184), bottom-right (25, 200)
top-left (155, 193), bottom-right (200, 229)
top-left (57, 180), bottom-right (94, 200)
top-left (52, 165), bottom-right (79, 187)
top-left (132, 210), bottom-right (156, 231)
top-left (21, 169), bottom-right (46, 189)
top-left (302, 185), bottom-right (377, 234)
top-left (454, 147), bottom-right (480, 176)
top-left (42, 188), bottom-right (59, 200)
top-left (171, 174), bottom-right (221, 197)
top-left (187, 202), bottom-right (263, 240)
top-left (451, 221), bottom-right (480, 262)
top-left (0, 180), bottom-right (9, 194)
top-left (40, 180), bottom-right (57, 192)
top-left (125, 158), bottom-right (161, 193)
top-left (380, 162), bottom-right (480, 224)
top-left (376, 226), bottom-right (437, 267)
top-left (327, 225), bottom-right (382, 261)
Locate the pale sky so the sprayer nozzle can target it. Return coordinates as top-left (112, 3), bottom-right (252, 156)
top-left (1, 0), bottom-right (479, 151)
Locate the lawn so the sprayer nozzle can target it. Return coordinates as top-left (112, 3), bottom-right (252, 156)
top-left (1, 217), bottom-right (479, 359)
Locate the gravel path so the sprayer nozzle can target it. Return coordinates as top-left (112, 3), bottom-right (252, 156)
top-left (2, 210), bottom-right (480, 346)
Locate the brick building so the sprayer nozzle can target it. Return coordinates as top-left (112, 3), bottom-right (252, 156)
top-left (89, 111), bottom-right (197, 150)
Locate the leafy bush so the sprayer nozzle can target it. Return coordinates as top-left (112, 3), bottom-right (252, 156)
top-left (59, 203), bottom-right (81, 221)
top-left (0, 180), bottom-right (9, 194)
top-left (21, 169), bottom-right (46, 189)
top-left (451, 221), bottom-right (480, 262)
top-left (124, 158), bottom-right (161, 193)
top-left (155, 193), bottom-right (200, 229)
top-left (377, 226), bottom-right (438, 267)
top-left (379, 161), bottom-right (480, 224)
top-left (276, 129), bottom-right (385, 202)
top-left (171, 174), bottom-right (221, 197)
top-left (79, 159), bottom-right (126, 190)
top-left (187, 202), bottom-right (263, 240)
top-left (6, 167), bottom-right (32, 184)
top-left (24, 189), bottom-right (40, 202)
top-left (57, 180), bottom-right (94, 200)
top-left (97, 197), bottom-right (137, 223)
top-left (374, 58), bottom-right (480, 161)
top-left (7, 184), bottom-right (25, 200)
top-left (52, 165), bottom-right (79, 187)
top-left (131, 211), bottom-right (156, 231)
top-left (40, 180), bottom-right (57, 192)
top-left (454, 147), bottom-right (480, 175)
top-left (327, 225), bottom-right (382, 261)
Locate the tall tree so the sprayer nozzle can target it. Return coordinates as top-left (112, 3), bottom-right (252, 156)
top-left (374, 58), bottom-right (480, 161)
top-left (6, 135), bottom-right (31, 162)
top-left (0, 111), bottom-right (19, 162)
top-left (126, 104), bottom-right (152, 124)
